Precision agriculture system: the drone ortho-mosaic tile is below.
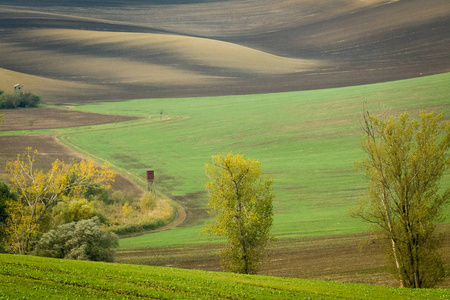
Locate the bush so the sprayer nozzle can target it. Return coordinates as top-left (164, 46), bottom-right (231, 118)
top-left (51, 198), bottom-right (97, 226)
top-left (110, 190), bottom-right (136, 205)
top-left (34, 217), bottom-right (118, 262)
top-left (84, 185), bottom-right (109, 203)
top-left (139, 192), bottom-right (157, 212)
top-left (0, 92), bottom-right (40, 109)
top-left (110, 219), bottom-right (166, 236)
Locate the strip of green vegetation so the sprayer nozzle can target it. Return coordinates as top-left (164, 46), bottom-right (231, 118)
top-left (0, 118), bottom-right (150, 136)
top-left (63, 73), bottom-right (450, 249)
top-left (1, 254), bottom-right (448, 299)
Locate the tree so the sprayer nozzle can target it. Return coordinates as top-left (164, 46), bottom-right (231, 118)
top-left (4, 147), bottom-right (115, 254)
top-left (0, 179), bottom-right (17, 252)
top-left (34, 217), bottom-right (118, 262)
top-left (355, 111), bottom-right (450, 288)
top-left (203, 153), bottom-right (274, 274)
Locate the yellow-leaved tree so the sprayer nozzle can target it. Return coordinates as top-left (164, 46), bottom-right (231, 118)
top-left (203, 153), bottom-right (274, 274)
top-left (4, 147), bottom-right (115, 254)
top-left (355, 111), bottom-right (450, 288)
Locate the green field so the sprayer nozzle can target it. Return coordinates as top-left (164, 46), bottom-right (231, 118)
top-left (58, 73), bottom-right (450, 249)
top-left (1, 254), bottom-right (448, 299)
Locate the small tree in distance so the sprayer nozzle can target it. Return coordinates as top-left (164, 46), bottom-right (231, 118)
top-left (355, 111), bottom-right (450, 288)
top-left (203, 153), bottom-right (274, 274)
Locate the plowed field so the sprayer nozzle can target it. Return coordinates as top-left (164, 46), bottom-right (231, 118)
top-left (0, 0), bottom-right (448, 104)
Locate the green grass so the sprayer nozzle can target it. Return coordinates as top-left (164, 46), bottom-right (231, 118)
top-left (1, 254), bottom-right (449, 299)
top-left (59, 73), bottom-right (450, 249)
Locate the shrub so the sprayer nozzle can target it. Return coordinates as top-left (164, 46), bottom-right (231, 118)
top-left (34, 217), bottom-right (118, 262)
top-left (84, 185), bottom-right (109, 203)
top-left (110, 190), bottom-right (136, 205)
top-left (0, 92), bottom-right (40, 109)
top-left (51, 198), bottom-right (97, 226)
top-left (139, 192), bottom-right (157, 212)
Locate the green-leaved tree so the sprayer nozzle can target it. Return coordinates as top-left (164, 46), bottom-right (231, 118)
top-left (34, 216), bottom-right (118, 262)
top-left (203, 153), bottom-right (274, 274)
top-left (0, 179), bottom-right (17, 252)
top-left (355, 111), bottom-right (450, 288)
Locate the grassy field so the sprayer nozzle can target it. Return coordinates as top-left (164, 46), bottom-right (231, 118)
top-left (1, 254), bottom-right (449, 299)
top-left (57, 72), bottom-right (450, 250)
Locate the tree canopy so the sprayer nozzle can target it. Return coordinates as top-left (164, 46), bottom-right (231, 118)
top-left (203, 153), bottom-right (274, 274)
top-left (3, 148), bottom-right (115, 254)
top-left (34, 216), bottom-right (118, 262)
top-left (355, 111), bottom-right (450, 288)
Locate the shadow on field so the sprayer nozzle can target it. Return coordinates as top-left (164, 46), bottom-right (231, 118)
top-left (0, 0), bottom-right (448, 104)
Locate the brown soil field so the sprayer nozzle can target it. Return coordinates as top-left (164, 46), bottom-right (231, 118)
top-left (0, 134), bottom-right (143, 196)
top-left (0, 107), bottom-right (139, 131)
top-left (0, 0), bottom-right (448, 104)
top-left (117, 228), bottom-right (450, 288)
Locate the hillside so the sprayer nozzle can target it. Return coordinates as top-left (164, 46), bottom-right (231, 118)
top-left (0, 0), bottom-right (449, 291)
top-left (1, 254), bottom-right (449, 299)
top-left (0, 0), bottom-right (449, 103)
top-left (1, 72), bottom-right (444, 287)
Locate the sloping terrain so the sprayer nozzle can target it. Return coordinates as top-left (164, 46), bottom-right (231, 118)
top-left (0, 0), bottom-right (448, 103)
top-left (0, 134), bottom-right (143, 195)
top-left (1, 254), bottom-right (449, 299)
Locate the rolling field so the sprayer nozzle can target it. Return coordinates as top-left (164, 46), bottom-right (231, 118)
top-left (0, 0), bottom-right (449, 291)
top-left (56, 73), bottom-right (450, 285)
top-left (1, 254), bottom-right (449, 299)
top-left (0, 0), bottom-right (449, 103)
top-left (66, 72), bottom-right (450, 244)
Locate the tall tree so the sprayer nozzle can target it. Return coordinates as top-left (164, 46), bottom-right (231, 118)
top-left (355, 111), bottom-right (450, 288)
top-left (4, 148), bottom-right (115, 254)
top-left (203, 153), bottom-right (274, 274)
top-left (0, 179), bottom-right (17, 252)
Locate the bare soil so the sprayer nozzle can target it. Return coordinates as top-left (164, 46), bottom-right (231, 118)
top-left (117, 228), bottom-right (450, 288)
top-left (0, 107), bottom-right (139, 131)
top-left (0, 0), bottom-right (448, 104)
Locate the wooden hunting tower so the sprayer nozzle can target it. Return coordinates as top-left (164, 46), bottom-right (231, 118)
top-left (14, 84), bottom-right (23, 94)
top-left (146, 170), bottom-right (155, 194)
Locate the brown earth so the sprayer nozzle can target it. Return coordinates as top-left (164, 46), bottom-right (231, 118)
top-left (0, 107), bottom-right (139, 131)
top-left (117, 228), bottom-right (450, 288)
top-left (0, 0), bottom-right (448, 104)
